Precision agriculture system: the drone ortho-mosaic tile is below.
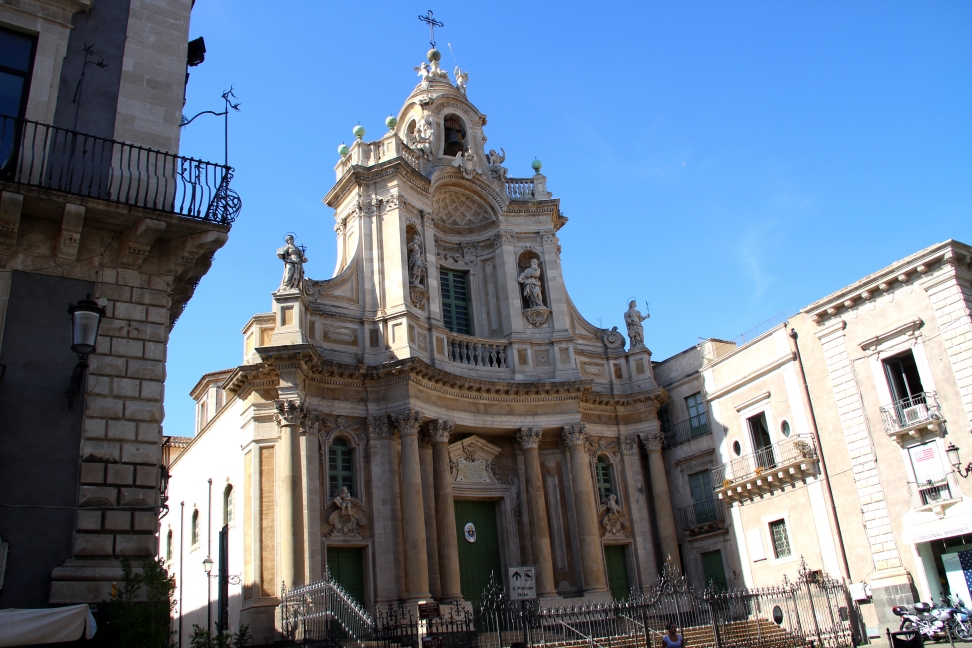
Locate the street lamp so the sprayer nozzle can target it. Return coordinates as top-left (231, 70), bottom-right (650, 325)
top-left (202, 555), bottom-right (214, 635)
top-left (66, 296), bottom-right (105, 409)
top-left (202, 556), bottom-right (213, 574)
top-left (946, 443), bottom-right (972, 478)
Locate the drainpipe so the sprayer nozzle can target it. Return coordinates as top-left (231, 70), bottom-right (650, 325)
top-left (179, 501), bottom-right (184, 648)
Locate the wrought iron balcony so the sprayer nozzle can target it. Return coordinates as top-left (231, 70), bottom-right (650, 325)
top-left (0, 115), bottom-right (240, 224)
top-left (711, 434), bottom-right (819, 504)
top-left (880, 391), bottom-right (944, 442)
top-left (678, 499), bottom-right (724, 536)
top-left (663, 412), bottom-right (712, 448)
top-left (908, 472), bottom-right (962, 516)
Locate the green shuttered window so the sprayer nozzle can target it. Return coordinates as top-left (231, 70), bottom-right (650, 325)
top-left (440, 269), bottom-right (472, 335)
top-left (329, 438), bottom-right (354, 497)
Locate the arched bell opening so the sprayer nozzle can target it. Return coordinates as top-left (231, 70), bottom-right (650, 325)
top-left (443, 113), bottom-right (467, 157)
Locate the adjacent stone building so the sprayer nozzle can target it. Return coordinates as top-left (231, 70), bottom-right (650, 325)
top-left (0, 0), bottom-right (237, 608)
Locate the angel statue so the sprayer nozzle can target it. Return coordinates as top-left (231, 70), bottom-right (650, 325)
top-left (333, 486), bottom-right (353, 516)
top-left (624, 300), bottom-right (650, 348)
top-left (486, 148), bottom-right (508, 182)
top-left (429, 57), bottom-right (449, 79)
top-left (408, 116), bottom-right (435, 158)
top-left (451, 147), bottom-right (482, 179)
top-left (277, 234), bottom-right (307, 291)
top-left (414, 62), bottom-right (430, 83)
top-left (517, 259), bottom-right (544, 309)
top-left (407, 234), bottom-right (427, 287)
top-left (454, 67), bottom-right (469, 94)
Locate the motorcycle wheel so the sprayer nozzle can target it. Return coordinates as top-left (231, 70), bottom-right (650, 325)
top-left (901, 620), bottom-right (916, 631)
top-left (955, 622), bottom-right (972, 641)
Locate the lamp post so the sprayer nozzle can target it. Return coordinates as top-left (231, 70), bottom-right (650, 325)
top-left (946, 443), bottom-right (972, 478)
top-left (66, 295), bottom-right (105, 409)
top-left (202, 555), bottom-right (213, 634)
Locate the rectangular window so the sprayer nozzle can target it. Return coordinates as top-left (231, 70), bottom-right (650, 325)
top-left (748, 412), bottom-right (775, 468)
top-left (595, 457), bottom-right (615, 504)
top-left (689, 470), bottom-right (716, 523)
top-left (0, 27), bottom-right (35, 120)
top-left (440, 269), bottom-right (471, 335)
top-left (686, 392), bottom-right (709, 437)
top-left (883, 350), bottom-right (925, 403)
top-left (769, 519), bottom-right (791, 558)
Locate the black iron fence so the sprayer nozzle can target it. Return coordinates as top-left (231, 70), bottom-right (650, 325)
top-left (663, 412), bottom-right (711, 448)
top-left (0, 114), bottom-right (240, 224)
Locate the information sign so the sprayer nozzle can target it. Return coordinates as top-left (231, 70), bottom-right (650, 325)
top-left (418, 601), bottom-right (441, 619)
top-left (508, 566), bottom-right (536, 600)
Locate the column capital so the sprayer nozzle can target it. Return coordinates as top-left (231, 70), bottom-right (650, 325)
top-left (620, 435), bottom-right (641, 455)
top-left (427, 419), bottom-right (455, 444)
top-left (275, 399), bottom-right (305, 426)
top-left (392, 409), bottom-right (424, 436)
top-left (516, 427), bottom-right (543, 450)
top-left (366, 415), bottom-right (391, 439)
top-left (640, 429), bottom-right (663, 452)
top-left (561, 423), bottom-right (589, 448)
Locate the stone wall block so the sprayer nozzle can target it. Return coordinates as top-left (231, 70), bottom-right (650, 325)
top-left (114, 302), bottom-right (147, 322)
top-left (101, 268), bottom-right (118, 284)
top-left (89, 355), bottom-right (126, 377)
top-left (116, 269), bottom-right (146, 289)
top-left (149, 275), bottom-right (172, 291)
top-left (111, 338), bottom-right (144, 358)
top-left (137, 422), bottom-right (160, 442)
top-left (95, 335), bottom-right (111, 355)
top-left (122, 442), bottom-right (159, 464)
top-left (106, 463), bottom-right (134, 485)
top-left (140, 380), bottom-right (163, 402)
top-left (99, 319), bottom-right (129, 338)
top-left (127, 359), bottom-right (165, 381)
top-left (85, 396), bottom-right (124, 419)
top-left (106, 419), bottom-right (137, 440)
top-left (143, 341), bottom-right (165, 361)
top-left (129, 322), bottom-right (166, 343)
top-left (116, 534), bottom-right (156, 556)
top-left (124, 399), bottom-right (162, 422)
top-left (133, 512), bottom-right (157, 531)
top-left (132, 288), bottom-right (169, 307)
top-left (80, 462), bottom-right (105, 484)
top-left (73, 533), bottom-right (114, 556)
top-left (87, 375), bottom-right (111, 396)
top-left (98, 284), bottom-right (132, 302)
top-left (79, 486), bottom-right (117, 506)
top-left (104, 511), bottom-right (131, 531)
top-left (111, 378), bottom-right (141, 400)
top-left (146, 306), bottom-right (167, 325)
top-left (83, 418), bottom-right (107, 439)
top-left (119, 487), bottom-right (155, 507)
top-left (135, 465), bottom-right (157, 487)
top-left (76, 511), bottom-right (102, 531)
top-left (82, 440), bottom-right (121, 462)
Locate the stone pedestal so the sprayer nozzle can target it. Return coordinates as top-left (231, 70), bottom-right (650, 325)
top-left (516, 427), bottom-right (557, 597)
top-left (562, 424), bottom-right (607, 594)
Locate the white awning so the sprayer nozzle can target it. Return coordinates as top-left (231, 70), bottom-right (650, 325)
top-left (0, 605), bottom-right (96, 647)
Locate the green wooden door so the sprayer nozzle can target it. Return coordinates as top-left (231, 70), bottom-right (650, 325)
top-left (604, 545), bottom-right (630, 601)
top-left (701, 549), bottom-right (728, 591)
top-left (327, 546), bottom-right (365, 605)
top-left (455, 500), bottom-right (501, 610)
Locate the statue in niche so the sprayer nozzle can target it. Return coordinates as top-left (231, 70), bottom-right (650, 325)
top-left (517, 259), bottom-right (545, 309)
top-left (486, 148), bottom-right (508, 182)
top-left (624, 300), bottom-right (650, 348)
top-left (276, 234), bottom-right (307, 291)
top-left (407, 233), bottom-right (427, 287)
top-left (454, 67), bottom-right (469, 94)
top-left (601, 494), bottom-right (629, 538)
top-left (408, 115), bottom-right (435, 158)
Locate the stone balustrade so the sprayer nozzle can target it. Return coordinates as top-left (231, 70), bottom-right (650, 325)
top-left (505, 177), bottom-right (535, 200)
top-left (444, 333), bottom-right (509, 369)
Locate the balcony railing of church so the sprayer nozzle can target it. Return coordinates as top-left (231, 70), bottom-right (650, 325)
top-left (444, 331), bottom-right (510, 370)
top-left (677, 499), bottom-right (724, 536)
top-left (0, 115), bottom-right (241, 224)
top-left (710, 434), bottom-right (819, 504)
top-left (662, 412), bottom-right (711, 448)
top-left (880, 391), bottom-right (944, 441)
top-left (505, 177), bottom-right (535, 200)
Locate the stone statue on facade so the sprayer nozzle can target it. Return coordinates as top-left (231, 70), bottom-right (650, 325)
top-left (408, 115), bottom-right (435, 158)
top-left (333, 486), bottom-right (353, 515)
top-left (452, 147), bottom-right (482, 179)
top-left (454, 67), bottom-right (468, 94)
top-left (600, 494), bottom-right (629, 538)
top-left (624, 300), bottom-right (650, 348)
top-left (407, 234), bottom-right (427, 286)
top-left (517, 259), bottom-right (544, 309)
top-left (326, 486), bottom-right (367, 538)
top-left (276, 234), bottom-right (307, 291)
top-left (414, 62), bottom-right (431, 82)
top-left (486, 148), bottom-right (508, 182)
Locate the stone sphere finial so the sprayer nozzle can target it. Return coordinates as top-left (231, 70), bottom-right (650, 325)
top-left (427, 48), bottom-right (441, 62)
top-left (338, 143), bottom-right (349, 157)
top-left (353, 124), bottom-right (365, 140)
top-left (531, 158), bottom-right (542, 173)
top-left (385, 115), bottom-right (398, 131)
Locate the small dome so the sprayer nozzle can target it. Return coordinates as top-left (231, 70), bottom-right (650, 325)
top-left (353, 124), bottom-right (365, 140)
top-left (427, 48), bottom-right (441, 62)
top-left (531, 158), bottom-right (543, 172)
top-left (385, 115), bottom-right (398, 131)
top-left (338, 143), bottom-right (349, 157)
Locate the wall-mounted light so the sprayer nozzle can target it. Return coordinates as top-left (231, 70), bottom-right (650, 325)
top-left (202, 556), bottom-right (213, 575)
top-left (66, 296), bottom-right (106, 409)
top-left (946, 443), bottom-right (972, 478)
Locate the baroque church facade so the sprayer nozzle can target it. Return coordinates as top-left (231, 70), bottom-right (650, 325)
top-left (165, 48), bottom-right (678, 643)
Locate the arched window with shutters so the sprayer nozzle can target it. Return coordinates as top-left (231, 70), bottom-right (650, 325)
top-left (595, 455), bottom-right (616, 506)
top-left (329, 437), bottom-right (355, 497)
top-left (190, 509), bottom-right (200, 546)
top-left (223, 484), bottom-right (234, 525)
top-left (166, 529), bottom-right (173, 562)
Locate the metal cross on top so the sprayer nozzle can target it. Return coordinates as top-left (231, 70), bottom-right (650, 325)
top-left (417, 10), bottom-right (444, 48)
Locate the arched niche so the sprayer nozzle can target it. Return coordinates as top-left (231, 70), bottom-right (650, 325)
top-left (443, 113), bottom-right (467, 157)
top-left (516, 249), bottom-right (548, 311)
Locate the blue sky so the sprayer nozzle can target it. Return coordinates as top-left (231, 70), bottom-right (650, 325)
top-left (168, 1), bottom-right (971, 437)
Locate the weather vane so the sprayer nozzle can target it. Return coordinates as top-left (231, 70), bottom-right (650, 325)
top-left (417, 10), bottom-right (444, 48)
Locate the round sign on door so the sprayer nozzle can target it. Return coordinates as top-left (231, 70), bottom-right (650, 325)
top-left (464, 522), bottom-right (477, 542)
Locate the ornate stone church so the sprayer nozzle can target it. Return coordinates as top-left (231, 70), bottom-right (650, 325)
top-left (165, 46), bottom-right (678, 641)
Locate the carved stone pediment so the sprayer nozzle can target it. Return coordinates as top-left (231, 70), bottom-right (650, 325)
top-left (599, 496), bottom-right (629, 539)
top-left (325, 494), bottom-right (368, 539)
top-left (448, 435), bottom-right (502, 484)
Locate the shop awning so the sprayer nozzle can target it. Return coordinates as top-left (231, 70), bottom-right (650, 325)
top-left (0, 605), bottom-right (96, 646)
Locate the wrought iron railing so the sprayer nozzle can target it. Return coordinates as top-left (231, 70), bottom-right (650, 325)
top-left (0, 114), bottom-right (240, 224)
top-left (280, 569), bottom-right (374, 648)
top-left (506, 177), bottom-right (535, 200)
top-left (664, 412), bottom-right (712, 448)
top-left (445, 332), bottom-right (510, 369)
top-left (476, 556), bottom-right (858, 648)
top-left (711, 434), bottom-right (817, 487)
top-left (678, 499), bottom-right (724, 532)
top-left (908, 472), bottom-right (960, 509)
top-left (880, 391), bottom-right (943, 435)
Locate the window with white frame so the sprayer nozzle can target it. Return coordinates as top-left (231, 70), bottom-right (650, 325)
top-left (769, 519), bottom-right (791, 558)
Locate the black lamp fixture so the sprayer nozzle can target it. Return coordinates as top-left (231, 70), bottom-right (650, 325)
top-left (202, 556), bottom-right (213, 575)
top-left (946, 443), bottom-right (972, 478)
top-left (66, 295), bottom-right (106, 410)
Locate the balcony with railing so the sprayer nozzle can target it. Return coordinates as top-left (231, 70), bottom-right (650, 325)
top-left (881, 391), bottom-right (944, 443)
top-left (678, 499), bottom-right (725, 536)
top-left (442, 331), bottom-right (512, 377)
top-left (711, 434), bottom-right (819, 504)
top-left (663, 412), bottom-right (712, 449)
top-left (908, 472), bottom-right (962, 516)
top-left (0, 115), bottom-right (240, 224)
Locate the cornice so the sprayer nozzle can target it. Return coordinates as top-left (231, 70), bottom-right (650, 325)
top-left (704, 352), bottom-right (795, 402)
top-left (323, 158), bottom-right (431, 209)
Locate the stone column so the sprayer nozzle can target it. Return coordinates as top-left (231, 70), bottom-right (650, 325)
top-left (516, 427), bottom-right (557, 597)
top-left (275, 399), bottom-right (305, 591)
top-left (368, 415), bottom-right (405, 602)
top-left (641, 427), bottom-right (680, 566)
top-left (562, 424), bottom-right (607, 594)
top-left (392, 410), bottom-right (431, 601)
top-left (429, 420), bottom-right (463, 602)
